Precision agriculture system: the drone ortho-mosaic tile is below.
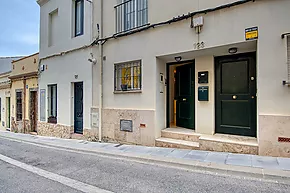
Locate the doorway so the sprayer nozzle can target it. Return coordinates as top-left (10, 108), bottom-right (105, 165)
top-left (6, 97), bottom-right (10, 129)
top-left (74, 82), bottom-right (83, 134)
top-left (215, 53), bottom-right (257, 137)
top-left (167, 62), bottom-right (195, 129)
top-left (29, 91), bottom-right (37, 132)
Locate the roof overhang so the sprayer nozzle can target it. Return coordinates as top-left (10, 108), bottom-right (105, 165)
top-left (37, 0), bottom-right (50, 6)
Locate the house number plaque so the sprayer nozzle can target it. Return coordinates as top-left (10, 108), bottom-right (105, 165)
top-left (120, 120), bottom-right (133, 132)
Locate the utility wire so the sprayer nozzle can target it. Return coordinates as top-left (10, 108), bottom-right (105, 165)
top-left (92, 0), bottom-right (255, 46)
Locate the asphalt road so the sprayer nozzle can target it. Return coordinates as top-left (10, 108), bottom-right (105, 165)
top-left (0, 137), bottom-right (289, 193)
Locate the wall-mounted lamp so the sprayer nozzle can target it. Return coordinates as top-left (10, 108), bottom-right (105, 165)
top-left (175, 56), bottom-right (182, 62)
top-left (228, 47), bottom-right (238, 54)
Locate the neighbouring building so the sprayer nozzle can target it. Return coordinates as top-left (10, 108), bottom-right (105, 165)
top-left (0, 57), bottom-right (21, 131)
top-left (37, 0), bottom-right (96, 139)
top-left (10, 53), bottom-right (39, 134)
top-left (37, 0), bottom-right (290, 158)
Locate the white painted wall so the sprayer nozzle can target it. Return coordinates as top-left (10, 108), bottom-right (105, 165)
top-left (0, 75), bottom-right (11, 130)
top-left (38, 0), bottom-right (94, 130)
top-left (39, 0), bottom-right (92, 59)
top-left (38, 50), bottom-right (93, 129)
top-left (195, 56), bottom-right (215, 135)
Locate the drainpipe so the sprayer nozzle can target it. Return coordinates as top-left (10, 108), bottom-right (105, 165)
top-left (98, 0), bottom-right (104, 142)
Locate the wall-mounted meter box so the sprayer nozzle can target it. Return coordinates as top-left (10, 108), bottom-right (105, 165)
top-left (198, 86), bottom-right (209, 101)
top-left (198, 71), bottom-right (208, 84)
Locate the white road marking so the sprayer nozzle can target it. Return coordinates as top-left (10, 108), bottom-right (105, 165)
top-left (0, 153), bottom-right (113, 193)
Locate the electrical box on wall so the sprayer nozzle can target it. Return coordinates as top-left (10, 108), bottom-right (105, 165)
top-left (198, 86), bottom-right (209, 101)
top-left (192, 16), bottom-right (204, 27)
top-left (198, 71), bottom-right (208, 84)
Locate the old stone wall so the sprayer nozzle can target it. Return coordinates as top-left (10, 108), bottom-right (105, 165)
top-left (37, 122), bottom-right (73, 139)
top-left (98, 108), bottom-right (156, 146)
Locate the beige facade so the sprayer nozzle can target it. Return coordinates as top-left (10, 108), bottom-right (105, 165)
top-left (10, 53), bottom-right (39, 133)
top-left (90, 0), bottom-right (290, 157)
top-left (0, 72), bottom-right (11, 131)
top-left (37, 0), bottom-right (290, 157)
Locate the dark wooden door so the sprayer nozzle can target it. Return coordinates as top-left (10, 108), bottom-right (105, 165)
top-left (176, 63), bottom-right (195, 129)
top-left (6, 97), bottom-right (10, 128)
top-left (215, 53), bottom-right (256, 137)
top-left (29, 91), bottom-right (37, 132)
top-left (74, 82), bottom-right (83, 134)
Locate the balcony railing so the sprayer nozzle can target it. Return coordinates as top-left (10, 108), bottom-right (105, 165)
top-left (115, 0), bottom-right (148, 34)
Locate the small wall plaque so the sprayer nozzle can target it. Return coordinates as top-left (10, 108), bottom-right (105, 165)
top-left (91, 113), bottom-right (99, 128)
top-left (120, 119), bottom-right (133, 132)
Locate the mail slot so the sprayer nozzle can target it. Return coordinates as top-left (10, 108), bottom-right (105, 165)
top-left (198, 86), bottom-right (209, 101)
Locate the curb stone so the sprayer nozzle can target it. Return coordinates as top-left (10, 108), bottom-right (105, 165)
top-left (0, 133), bottom-right (290, 184)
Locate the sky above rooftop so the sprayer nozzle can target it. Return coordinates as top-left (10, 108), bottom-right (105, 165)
top-left (0, 0), bottom-right (39, 57)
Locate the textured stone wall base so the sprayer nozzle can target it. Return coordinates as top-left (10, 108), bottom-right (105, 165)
top-left (259, 115), bottom-right (290, 158)
top-left (91, 108), bottom-right (156, 146)
top-left (83, 128), bottom-right (98, 142)
top-left (37, 122), bottom-right (72, 139)
top-left (11, 118), bottom-right (32, 134)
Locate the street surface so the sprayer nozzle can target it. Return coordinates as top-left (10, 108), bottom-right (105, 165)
top-left (0, 137), bottom-right (289, 193)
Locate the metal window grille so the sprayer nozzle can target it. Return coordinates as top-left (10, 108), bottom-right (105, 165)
top-left (115, 0), bottom-right (148, 33)
top-left (0, 97), bottom-right (2, 122)
top-left (114, 60), bottom-right (142, 91)
top-left (287, 36), bottom-right (290, 81)
top-left (16, 91), bottom-right (22, 121)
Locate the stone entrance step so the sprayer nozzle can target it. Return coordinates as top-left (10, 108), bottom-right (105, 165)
top-left (161, 128), bottom-right (200, 142)
top-left (71, 133), bottom-right (86, 140)
top-left (155, 137), bottom-right (200, 150)
top-left (199, 134), bottom-right (259, 155)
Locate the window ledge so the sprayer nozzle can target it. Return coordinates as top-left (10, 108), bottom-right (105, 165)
top-left (114, 90), bottom-right (142, 94)
top-left (115, 23), bottom-right (150, 36)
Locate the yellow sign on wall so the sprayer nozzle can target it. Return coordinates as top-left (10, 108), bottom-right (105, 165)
top-left (245, 27), bottom-right (258, 40)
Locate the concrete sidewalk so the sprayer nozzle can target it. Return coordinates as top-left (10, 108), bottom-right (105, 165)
top-left (0, 131), bottom-right (290, 183)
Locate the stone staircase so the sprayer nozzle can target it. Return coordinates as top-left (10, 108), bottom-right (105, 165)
top-left (155, 128), bottom-right (200, 150)
top-left (156, 128), bottom-right (259, 154)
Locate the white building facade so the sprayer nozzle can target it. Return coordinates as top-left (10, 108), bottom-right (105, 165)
top-left (38, 0), bottom-right (290, 157)
top-left (37, 0), bottom-right (98, 139)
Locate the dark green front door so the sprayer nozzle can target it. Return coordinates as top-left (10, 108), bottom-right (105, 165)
top-left (176, 63), bottom-right (195, 129)
top-left (74, 82), bottom-right (83, 134)
top-left (215, 53), bottom-right (256, 137)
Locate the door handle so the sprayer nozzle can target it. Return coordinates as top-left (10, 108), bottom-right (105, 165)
top-left (232, 95), bottom-right (237, 100)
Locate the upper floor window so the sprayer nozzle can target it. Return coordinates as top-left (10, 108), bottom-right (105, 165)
top-left (48, 9), bottom-right (58, 47)
top-left (115, 0), bottom-right (148, 33)
top-left (75, 0), bottom-right (84, 36)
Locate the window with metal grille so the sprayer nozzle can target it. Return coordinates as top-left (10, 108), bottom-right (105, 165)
top-left (287, 36), bottom-right (290, 81)
top-left (0, 97), bottom-right (2, 122)
top-left (16, 91), bottom-right (22, 121)
top-left (114, 60), bottom-right (142, 91)
top-left (48, 84), bottom-right (57, 124)
top-left (115, 0), bottom-right (148, 33)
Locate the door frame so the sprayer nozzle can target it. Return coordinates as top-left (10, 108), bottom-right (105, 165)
top-left (214, 52), bottom-right (257, 137)
top-left (74, 81), bottom-right (84, 134)
top-left (166, 59), bottom-right (195, 128)
top-left (29, 90), bottom-right (38, 132)
top-left (6, 97), bottom-right (10, 129)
